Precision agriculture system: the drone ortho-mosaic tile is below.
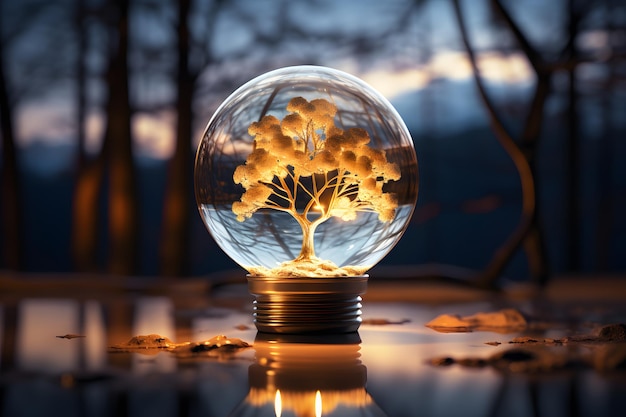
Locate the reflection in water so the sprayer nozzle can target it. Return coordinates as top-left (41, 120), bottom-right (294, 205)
top-left (2, 295), bottom-right (626, 417)
top-left (229, 333), bottom-right (388, 417)
top-left (11, 297), bottom-right (177, 375)
top-left (16, 299), bottom-right (81, 373)
top-left (84, 300), bottom-right (106, 370)
top-left (132, 297), bottom-right (177, 374)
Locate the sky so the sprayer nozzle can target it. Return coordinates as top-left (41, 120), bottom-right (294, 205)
top-left (4, 0), bottom-right (625, 278)
top-left (7, 0), bottom-right (549, 170)
top-left (14, 51), bottom-right (537, 175)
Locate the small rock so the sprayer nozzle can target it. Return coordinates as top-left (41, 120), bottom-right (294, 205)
top-left (510, 336), bottom-right (539, 344)
top-left (110, 334), bottom-right (173, 350)
top-left (597, 324), bottom-right (626, 342)
top-left (457, 357), bottom-right (488, 367)
top-left (496, 349), bottom-right (537, 362)
top-left (426, 309), bottom-right (527, 333)
top-left (428, 357), bottom-right (455, 366)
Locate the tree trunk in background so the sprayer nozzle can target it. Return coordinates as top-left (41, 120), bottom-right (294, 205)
top-left (453, 0), bottom-right (550, 287)
top-left (72, 0), bottom-right (104, 273)
top-left (160, 0), bottom-right (193, 277)
top-left (75, 0), bottom-right (87, 170)
top-left (105, 0), bottom-right (138, 275)
top-left (595, 1), bottom-right (617, 272)
top-left (519, 74), bottom-right (551, 285)
top-left (0, 8), bottom-right (23, 270)
top-left (72, 157), bottom-right (106, 272)
top-left (565, 0), bottom-right (581, 272)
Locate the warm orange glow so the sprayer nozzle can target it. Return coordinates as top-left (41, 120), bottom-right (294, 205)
top-left (233, 96), bottom-right (399, 278)
top-left (248, 388), bottom-right (372, 415)
top-left (275, 390), bottom-right (282, 417)
top-left (315, 391), bottom-right (322, 417)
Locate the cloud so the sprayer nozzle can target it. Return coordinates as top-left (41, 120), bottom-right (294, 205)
top-left (17, 101), bottom-right (74, 146)
top-left (361, 68), bottom-right (431, 99)
top-left (360, 51), bottom-right (533, 101)
top-left (132, 111), bottom-right (176, 159)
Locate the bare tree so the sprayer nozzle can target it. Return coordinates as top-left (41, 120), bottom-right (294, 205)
top-left (71, 0), bottom-right (105, 273)
top-left (159, 0), bottom-right (195, 277)
top-left (0, 0), bottom-right (23, 270)
top-left (71, 0), bottom-right (138, 275)
top-left (595, 0), bottom-right (624, 270)
top-left (452, 0), bottom-right (548, 287)
top-left (158, 0), bottom-right (226, 276)
top-left (0, 0), bottom-right (62, 270)
top-left (104, 0), bottom-right (139, 275)
top-left (564, 0), bottom-right (582, 272)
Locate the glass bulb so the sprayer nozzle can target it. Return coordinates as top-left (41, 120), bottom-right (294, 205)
top-left (195, 65), bottom-right (418, 333)
top-left (195, 65), bottom-right (418, 278)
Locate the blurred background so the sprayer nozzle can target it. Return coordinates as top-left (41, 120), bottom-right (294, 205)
top-left (0, 0), bottom-right (624, 285)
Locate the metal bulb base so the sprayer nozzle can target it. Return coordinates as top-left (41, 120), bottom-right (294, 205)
top-left (247, 276), bottom-right (368, 334)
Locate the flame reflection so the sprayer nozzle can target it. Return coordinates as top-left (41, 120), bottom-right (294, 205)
top-left (230, 333), bottom-right (387, 417)
top-left (275, 390), bottom-right (282, 417)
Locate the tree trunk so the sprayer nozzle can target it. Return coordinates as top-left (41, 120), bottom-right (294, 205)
top-left (0, 9), bottom-right (23, 270)
top-left (296, 216), bottom-right (322, 261)
top-left (72, 156), bottom-right (105, 272)
top-left (75, 0), bottom-right (87, 169)
top-left (565, 0), bottom-right (581, 272)
top-left (71, 0), bottom-right (104, 272)
top-left (105, 0), bottom-right (138, 275)
top-left (297, 222), bottom-right (316, 261)
top-left (160, 0), bottom-right (193, 277)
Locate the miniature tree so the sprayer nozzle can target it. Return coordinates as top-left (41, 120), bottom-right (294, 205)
top-left (232, 97), bottom-right (401, 276)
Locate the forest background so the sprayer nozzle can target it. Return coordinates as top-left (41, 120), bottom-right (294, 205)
top-left (1, 0), bottom-right (624, 285)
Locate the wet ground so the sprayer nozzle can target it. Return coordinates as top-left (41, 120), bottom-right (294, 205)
top-left (1, 274), bottom-right (625, 417)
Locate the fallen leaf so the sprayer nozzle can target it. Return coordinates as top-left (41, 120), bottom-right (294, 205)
top-left (426, 309), bottom-right (527, 333)
top-left (109, 334), bottom-right (174, 351)
top-left (108, 333), bottom-right (252, 359)
top-left (171, 335), bottom-right (252, 359)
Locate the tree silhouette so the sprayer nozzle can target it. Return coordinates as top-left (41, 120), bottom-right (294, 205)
top-left (233, 97), bottom-right (400, 276)
top-left (104, 0), bottom-right (138, 275)
top-left (71, 0), bottom-right (103, 273)
top-left (159, 0), bottom-right (194, 276)
top-left (0, 0), bottom-right (60, 270)
top-left (0, 1), bottom-right (22, 270)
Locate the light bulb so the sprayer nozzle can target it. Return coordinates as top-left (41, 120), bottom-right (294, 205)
top-left (227, 334), bottom-right (389, 417)
top-left (195, 66), bottom-right (418, 333)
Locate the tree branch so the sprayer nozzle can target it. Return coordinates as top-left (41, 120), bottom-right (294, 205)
top-left (452, 0), bottom-right (536, 288)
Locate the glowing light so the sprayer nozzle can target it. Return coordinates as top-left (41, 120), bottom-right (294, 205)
top-left (195, 66), bottom-right (418, 334)
top-left (315, 390), bottom-right (322, 417)
top-left (275, 390), bottom-right (282, 417)
top-left (231, 96), bottom-right (400, 277)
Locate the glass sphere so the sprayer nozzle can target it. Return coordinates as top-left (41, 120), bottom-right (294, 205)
top-left (195, 65), bottom-right (418, 277)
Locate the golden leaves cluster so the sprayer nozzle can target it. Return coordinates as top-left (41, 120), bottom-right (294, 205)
top-left (232, 97), bottom-right (400, 222)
